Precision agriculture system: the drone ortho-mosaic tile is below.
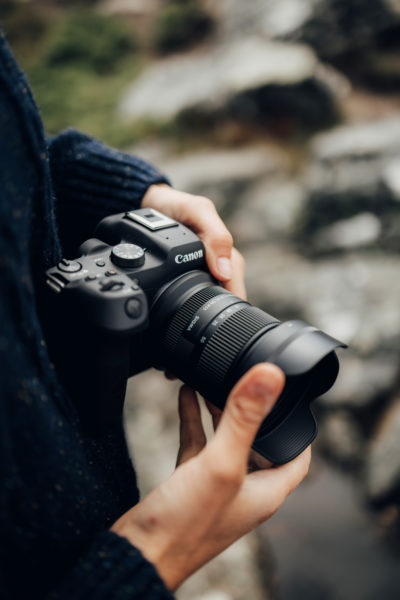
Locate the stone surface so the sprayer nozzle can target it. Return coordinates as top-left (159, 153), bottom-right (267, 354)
top-left (382, 158), bottom-right (400, 202)
top-left (243, 246), bottom-right (400, 355)
top-left (227, 177), bottom-right (306, 243)
top-left (319, 352), bottom-right (400, 409)
top-left (155, 144), bottom-right (287, 209)
top-left (313, 212), bottom-right (382, 252)
top-left (98, 0), bottom-right (160, 15)
top-left (257, 456), bottom-right (400, 600)
top-left (317, 410), bottom-right (364, 464)
top-left (366, 396), bottom-right (400, 504)
top-left (311, 117), bottom-right (400, 162)
top-left (302, 118), bottom-right (400, 233)
top-left (119, 37), bottom-right (341, 130)
top-left (259, 0), bottom-right (314, 39)
top-left (294, 0), bottom-right (400, 60)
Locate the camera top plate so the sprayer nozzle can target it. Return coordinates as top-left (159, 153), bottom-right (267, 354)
top-left (125, 208), bottom-right (178, 231)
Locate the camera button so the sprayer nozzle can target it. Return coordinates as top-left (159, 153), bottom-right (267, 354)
top-left (100, 280), bottom-right (125, 292)
top-left (125, 298), bottom-right (142, 319)
top-left (96, 259), bottom-right (106, 267)
top-left (58, 259), bottom-right (82, 273)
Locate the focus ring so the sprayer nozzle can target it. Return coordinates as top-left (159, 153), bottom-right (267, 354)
top-left (164, 286), bottom-right (225, 354)
top-left (197, 306), bottom-right (279, 386)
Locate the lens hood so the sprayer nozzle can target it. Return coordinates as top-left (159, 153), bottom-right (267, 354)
top-left (238, 321), bottom-right (346, 464)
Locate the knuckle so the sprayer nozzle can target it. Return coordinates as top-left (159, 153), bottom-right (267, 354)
top-left (212, 230), bottom-right (234, 250)
top-left (197, 196), bottom-right (215, 211)
top-left (204, 451), bottom-right (242, 488)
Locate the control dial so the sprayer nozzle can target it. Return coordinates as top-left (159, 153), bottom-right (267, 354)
top-left (111, 243), bottom-right (145, 268)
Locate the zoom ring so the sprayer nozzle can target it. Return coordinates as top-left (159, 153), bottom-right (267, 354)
top-left (164, 286), bottom-right (226, 354)
top-left (197, 306), bottom-right (279, 386)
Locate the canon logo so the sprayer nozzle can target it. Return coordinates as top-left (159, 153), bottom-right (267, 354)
top-left (175, 249), bottom-right (204, 264)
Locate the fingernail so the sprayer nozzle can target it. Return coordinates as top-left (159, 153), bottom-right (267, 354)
top-left (217, 257), bottom-right (232, 280)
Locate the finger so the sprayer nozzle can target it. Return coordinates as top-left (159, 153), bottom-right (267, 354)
top-left (207, 403), bottom-right (272, 470)
top-left (205, 363), bottom-right (285, 479)
top-left (245, 447), bottom-right (311, 517)
top-left (142, 187), bottom-right (235, 283)
top-left (177, 386), bottom-right (207, 466)
top-left (179, 197), bottom-right (234, 282)
top-left (164, 371), bottom-right (177, 381)
top-left (247, 449), bottom-right (273, 472)
top-left (223, 248), bottom-right (247, 300)
top-left (205, 400), bottom-right (222, 431)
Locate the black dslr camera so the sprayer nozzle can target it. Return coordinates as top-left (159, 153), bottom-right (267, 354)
top-left (45, 208), bottom-right (345, 464)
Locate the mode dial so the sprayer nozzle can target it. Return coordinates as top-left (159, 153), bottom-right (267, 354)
top-left (111, 243), bottom-right (145, 268)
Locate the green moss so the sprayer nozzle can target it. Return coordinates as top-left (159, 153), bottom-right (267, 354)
top-left (25, 56), bottom-right (148, 147)
top-left (45, 11), bottom-right (137, 73)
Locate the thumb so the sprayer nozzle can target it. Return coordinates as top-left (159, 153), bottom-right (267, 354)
top-left (207, 364), bottom-right (285, 478)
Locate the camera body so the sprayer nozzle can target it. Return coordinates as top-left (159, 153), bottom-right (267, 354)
top-left (45, 208), bottom-right (345, 464)
top-left (46, 208), bottom-right (206, 336)
top-left (45, 208), bottom-right (209, 433)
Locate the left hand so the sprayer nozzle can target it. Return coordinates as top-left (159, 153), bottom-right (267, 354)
top-left (142, 184), bottom-right (246, 299)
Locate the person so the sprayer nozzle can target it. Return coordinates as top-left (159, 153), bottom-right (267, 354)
top-left (0, 31), bottom-right (310, 598)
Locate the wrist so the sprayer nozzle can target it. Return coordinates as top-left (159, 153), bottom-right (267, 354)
top-left (111, 515), bottom-right (184, 591)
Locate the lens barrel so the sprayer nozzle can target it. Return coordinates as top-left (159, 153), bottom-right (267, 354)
top-left (151, 271), bottom-right (345, 464)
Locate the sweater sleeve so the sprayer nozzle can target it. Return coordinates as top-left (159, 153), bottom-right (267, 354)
top-left (48, 531), bottom-right (175, 600)
top-left (48, 129), bottom-right (171, 256)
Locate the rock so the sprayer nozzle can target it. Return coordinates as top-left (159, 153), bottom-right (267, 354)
top-left (119, 37), bottom-right (341, 131)
top-left (311, 117), bottom-right (400, 162)
top-left (151, 144), bottom-right (288, 214)
top-left (258, 456), bottom-right (400, 598)
top-left (293, 0), bottom-right (400, 60)
top-left (366, 396), bottom-right (400, 504)
top-left (243, 246), bottom-right (400, 355)
top-left (313, 212), bottom-right (382, 252)
top-left (258, 0), bottom-right (314, 39)
top-left (98, 0), bottom-right (160, 15)
top-left (382, 158), bottom-right (400, 202)
top-left (318, 352), bottom-right (400, 409)
top-left (302, 118), bottom-right (400, 233)
top-left (227, 177), bottom-right (306, 244)
top-left (317, 410), bottom-right (364, 464)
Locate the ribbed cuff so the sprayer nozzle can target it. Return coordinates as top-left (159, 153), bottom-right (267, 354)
top-left (49, 530), bottom-right (175, 600)
top-left (48, 129), bottom-right (171, 256)
top-left (48, 128), bottom-right (171, 213)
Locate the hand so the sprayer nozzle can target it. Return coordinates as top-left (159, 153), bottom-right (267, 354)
top-left (111, 363), bottom-right (311, 590)
top-left (142, 184), bottom-right (246, 299)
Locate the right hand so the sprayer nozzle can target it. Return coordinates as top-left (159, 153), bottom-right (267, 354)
top-left (111, 363), bottom-right (311, 590)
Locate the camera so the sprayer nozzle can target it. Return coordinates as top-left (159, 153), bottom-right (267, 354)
top-left (45, 208), bottom-right (345, 464)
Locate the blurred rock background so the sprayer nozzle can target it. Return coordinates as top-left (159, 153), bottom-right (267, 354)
top-left (2, 0), bottom-right (400, 598)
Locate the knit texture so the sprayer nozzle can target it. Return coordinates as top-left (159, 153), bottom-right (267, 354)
top-left (0, 31), bottom-right (173, 600)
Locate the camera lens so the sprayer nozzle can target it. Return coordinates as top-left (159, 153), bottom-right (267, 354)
top-left (151, 271), bottom-right (344, 464)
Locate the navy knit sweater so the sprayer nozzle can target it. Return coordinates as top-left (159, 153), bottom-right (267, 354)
top-left (0, 33), bottom-right (175, 599)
